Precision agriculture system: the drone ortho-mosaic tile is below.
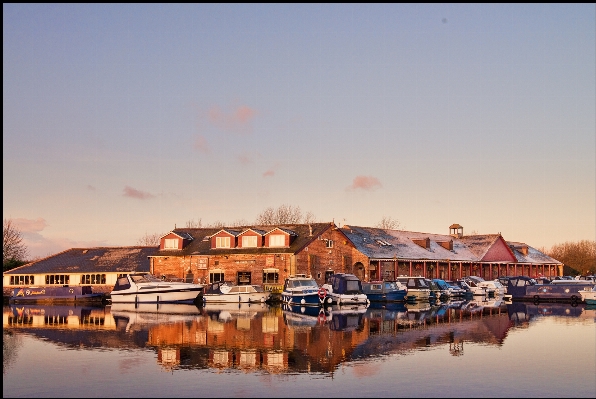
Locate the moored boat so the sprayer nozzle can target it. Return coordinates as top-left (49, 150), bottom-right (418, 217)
top-left (578, 285), bottom-right (596, 305)
top-left (201, 281), bottom-right (271, 304)
top-left (109, 273), bottom-right (204, 304)
top-left (361, 280), bottom-right (408, 302)
top-left (281, 274), bottom-right (332, 306)
top-left (506, 276), bottom-right (590, 303)
top-left (395, 276), bottom-right (431, 301)
top-left (321, 273), bottom-right (370, 305)
top-left (9, 285), bottom-right (105, 304)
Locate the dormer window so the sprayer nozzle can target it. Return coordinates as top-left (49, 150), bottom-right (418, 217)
top-left (412, 237), bottom-right (430, 250)
top-left (216, 236), bottom-right (231, 248)
top-left (269, 234), bottom-right (285, 247)
top-left (164, 238), bottom-right (179, 249)
top-left (242, 236), bottom-right (257, 248)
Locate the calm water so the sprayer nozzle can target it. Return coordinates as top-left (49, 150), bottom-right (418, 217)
top-left (3, 298), bottom-right (596, 398)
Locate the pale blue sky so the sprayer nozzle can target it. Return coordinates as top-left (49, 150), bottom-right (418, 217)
top-left (4, 4), bottom-right (595, 259)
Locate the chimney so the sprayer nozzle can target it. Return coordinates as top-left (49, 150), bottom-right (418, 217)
top-left (308, 225), bottom-right (313, 236)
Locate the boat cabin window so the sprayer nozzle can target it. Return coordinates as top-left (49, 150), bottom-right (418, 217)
top-left (371, 284), bottom-right (383, 290)
top-left (345, 280), bottom-right (361, 294)
top-left (325, 270), bottom-right (334, 283)
top-left (113, 276), bottom-right (131, 291)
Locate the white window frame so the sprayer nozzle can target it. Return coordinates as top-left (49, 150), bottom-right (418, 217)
top-left (242, 235), bottom-right (258, 247)
top-left (269, 234), bottom-right (285, 247)
top-left (216, 236), bottom-right (231, 248)
top-left (164, 238), bottom-right (178, 249)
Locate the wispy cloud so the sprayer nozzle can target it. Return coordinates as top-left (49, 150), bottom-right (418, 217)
top-left (9, 217), bottom-right (107, 260)
top-left (123, 186), bottom-right (155, 200)
top-left (347, 175), bottom-right (383, 191)
top-left (12, 217), bottom-right (47, 233)
top-left (262, 162), bottom-right (281, 178)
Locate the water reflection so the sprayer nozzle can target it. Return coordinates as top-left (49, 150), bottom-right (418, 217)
top-left (3, 299), bottom-right (595, 375)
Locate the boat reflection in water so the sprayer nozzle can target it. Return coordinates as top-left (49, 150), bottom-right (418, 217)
top-left (506, 301), bottom-right (589, 326)
top-left (4, 299), bottom-right (594, 375)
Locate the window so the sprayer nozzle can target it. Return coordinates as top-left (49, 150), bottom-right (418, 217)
top-left (326, 239), bottom-right (334, 248)
top-left (81, 274), bottom-right (106, 285)
top-left (216, 236), bottom-right (231, 248)
top-left (263, 270), bottom-right (279, 284)
top-left (242, 235), bottom-right (258, 247)
top-left (210, 272), bottom-right (224, 283)
top-left (10, 275), bottom-right (34, 285)
top-left (269, 234), bottom-right (285, 247)
top-left (164, 238), bottom-right (178, 249)
top-left (45, 275), bottom-right (70, 285)
top-left (238, 272), bottom-right (251, 285)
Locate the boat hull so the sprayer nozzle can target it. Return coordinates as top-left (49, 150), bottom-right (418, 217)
top-left (9, 286), bottom-right (104, 304)
top-left (109, 288), bottom-right (203, 304)
top-left (202, 292), bottom-right (270, 304)
top-left (508, 278), bottom-right (592, 302)
top-left (361, 282), bottom-right (408, 302)
top-left (281, 292), bottom-right (332, 306)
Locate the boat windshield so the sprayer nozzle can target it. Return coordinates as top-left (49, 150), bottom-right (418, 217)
top-left (131, 274), bottom-right (162, 284)
top-left (345, 280), bottom-right (361, 294)
top-left (288, 279), bottom-right (317, 288)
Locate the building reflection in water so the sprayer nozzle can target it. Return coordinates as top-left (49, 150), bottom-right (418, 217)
top-left (4, 299), bottom-right (594, 374)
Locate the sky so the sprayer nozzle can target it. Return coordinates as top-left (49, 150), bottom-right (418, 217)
top-left (3, 4), bottom-right (595, 260)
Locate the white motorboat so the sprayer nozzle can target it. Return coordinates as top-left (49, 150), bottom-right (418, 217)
top-left (109, 273), bottom-right (204, 304)
top-left (201, 281), bottom-right (271, 304)
top-left (395, 276), bottom-right (431, 301)
top-left (578, 285), bottom-right (596, 305)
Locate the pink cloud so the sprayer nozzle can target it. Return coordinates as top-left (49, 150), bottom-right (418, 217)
top-left (194, 135), bottom-right (210, 154)
top-left (262, 162), bottom-right (280, 178)
top-left (12, 217), bottom-right (47, 233)
top-left (123, 186), bottom-right (155, 200)
top-left (237, 153), bottom-right (253, 165)
top-left (207, 104), bottom-right (257, 134)
top-left (348, 175), bottom-right (383, 191)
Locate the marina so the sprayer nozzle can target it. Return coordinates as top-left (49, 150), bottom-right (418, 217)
top-left (3, 300), bottom-right (595, 398)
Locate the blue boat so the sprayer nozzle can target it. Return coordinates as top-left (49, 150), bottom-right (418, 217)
top-left (281, 275), bottom-right (332, 306)
top-left (361, 280), bottom-right (408, 302)
top-left (9, 285), bottom-right (105, 304)
top-left (506, 276), bottom-right (592, 303)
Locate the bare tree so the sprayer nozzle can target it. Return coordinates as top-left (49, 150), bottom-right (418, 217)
top-left (255, 207), bottom-right (276, 225)
top-left (547, 240), bottom-right (596, 276)
top-left (303, 211), bottom-right (317, 224)
top-left (3, 218), bottom-right (29, 269)
top-left (228, 219), bottom-right (249, 227)
top-left (375, 216), bottom-right (402, 230)
top-left (255, 204), bottom-right (307, 225)
top-left (186, 218), bottom-right (203, 228)
top-left (136, 232), bottom-right (163, 246)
